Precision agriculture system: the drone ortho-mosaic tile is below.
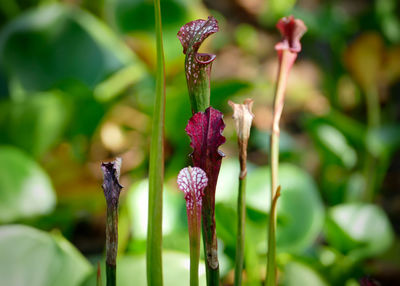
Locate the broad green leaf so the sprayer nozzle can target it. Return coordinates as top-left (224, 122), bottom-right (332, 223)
top-left (0, 91), bottom-right (70, 157)
top-left (0, 146), bottom-right (56, 223)
top-left (376, 0), bottom-right (400, 44)
top-left (215, 159), bottom-right (241, 204)
top-left (324, 111), bottom-right (366, 148)
top-left (215, 203), bottom-right (237, 249)
top-left (82, 252), bottom-right (206, 286)
top-left (246, 164), bottom-right (324, 253)
top-left (0, 225), bottom-right (92, 286)
top-left (0, 4), bottom-right (133, 92)
top-left (282, 261), bottom-right (328, 286)
top-left (304, 110), bottom-right (367, 150)
top-left (325, 203), bottom-right (394, 259)
top-left (313, 123), bottom-right (357, 168)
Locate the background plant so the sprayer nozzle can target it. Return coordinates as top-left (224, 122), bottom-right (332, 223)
top-left (146, 0), bottom-right (166, 284)
top-left (0, 0), bottom-right (399, 285)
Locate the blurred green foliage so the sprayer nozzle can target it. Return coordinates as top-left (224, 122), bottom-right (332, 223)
top-left (0, 0), bottom-right (399, 285)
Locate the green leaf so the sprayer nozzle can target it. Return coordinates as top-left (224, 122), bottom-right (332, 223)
top-left (215, 203), bottom-right (237, 250)
top-left (0, 225), bottom-right (92, 286)
top-left (0, 146), bottom-right (56, 223)
top-left (146, 0), bottom-right (166, 283)
top-left (246, 163), bottom-right (325, 253)
top-left (323, 110), bottom-right (367, 149)
top-left (0, 3), bottom-right (132, 92)
top-left (325, 203), bottom-right (394, 259)
top-left (282, 261), bottom-right (328, 286)
top-left (309, 123), bottom-right (357, 168)
top-left (215, 159), bottom-right (241, 204)
top-left (0, 91), bottom-right (70, 157)
top-left (214, 162), bottom-right (324, 258)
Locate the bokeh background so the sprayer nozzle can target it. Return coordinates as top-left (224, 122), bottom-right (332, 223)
top-left (0, 0), bottom-right (400, 285)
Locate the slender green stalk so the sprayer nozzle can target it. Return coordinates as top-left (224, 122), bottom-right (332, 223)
top-left (266, 50), bottom-right (292, 286)
top-left (189, 235), bottom-right (200, 286)
top-left (189, 209), bottom-right (201, 286)
top-left (229, 99), bottom-right (254, 286)
top-left (204, 256), bottom-right (219, 286)
top-left (178, 167), bottom-right (208, 286)
top-left (146, 0), bottom-right (166, 285)
top-left (365, 88), bottom-right (380, 128)
top-left (234, 177), bottom-right (246, 286)
top-left (265, 16), bottom-right (306, 285)
top-left (266, 187), bottom-right (281, 286)
top-left (106, 263), bottom-right (116, 286)
top-left (201, 212), bottom-right (219, 286)
top-left (364, 88), bottom-right (380, 202)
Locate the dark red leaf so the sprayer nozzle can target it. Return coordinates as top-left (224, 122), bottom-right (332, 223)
top-left (186, 107), bottom-right (225, 193)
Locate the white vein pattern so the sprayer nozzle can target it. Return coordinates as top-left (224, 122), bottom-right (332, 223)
top-left (177, 167), bottom-right (208, 210)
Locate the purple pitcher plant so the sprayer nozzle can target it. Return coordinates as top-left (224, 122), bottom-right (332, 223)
top-left (178, 16), bottom-right (225, 286)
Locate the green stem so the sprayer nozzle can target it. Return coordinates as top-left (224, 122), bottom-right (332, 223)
top-left (106, 263), bottom-right (116, 286)
top-left (364, 88), bottom-right (380, 202)
top-left (147, 0), bottom-right (166, 285)
top-left (204, 256), bottom-right (219, 286)
top-left (365, 88), bottom-right (380, 128)
top-left (234, 177), bottom-right (246, 286)
top-left (266, 187), bottom-right (281, 286)
top-left (188, 208), bottom-right (201, 286)
top-left (189, 237), bottom-right (200, 286)
top-left (266, 50), bottom-right (292, 286)
top-left (201, 210), bottom-right (220, 286)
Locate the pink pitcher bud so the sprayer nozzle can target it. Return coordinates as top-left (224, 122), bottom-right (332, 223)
top-left (275, 15), bottom-right (307, 70)
top-left (275, 15), bottom-right (307, 54)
